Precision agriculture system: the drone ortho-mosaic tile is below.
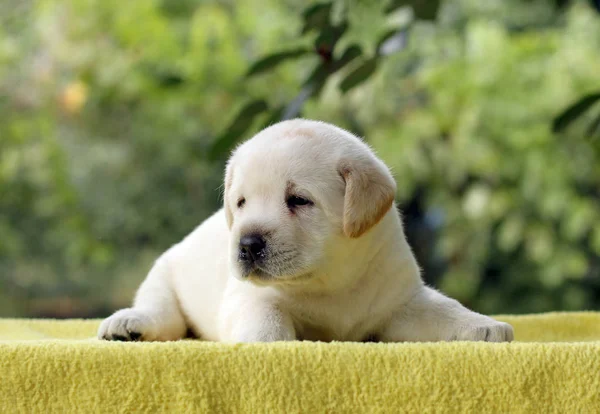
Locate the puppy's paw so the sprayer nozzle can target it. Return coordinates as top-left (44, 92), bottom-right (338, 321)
top-left (97, 308), bottom-right (156, 342)
top-left (450, 319), bottom-right (514, 343)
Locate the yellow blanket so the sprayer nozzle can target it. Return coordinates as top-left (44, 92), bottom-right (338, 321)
top-left (1, 312), bottom-right (599, 413)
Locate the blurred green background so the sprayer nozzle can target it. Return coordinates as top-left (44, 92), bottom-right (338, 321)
top-left (1, 0), bottom-right (599, 318)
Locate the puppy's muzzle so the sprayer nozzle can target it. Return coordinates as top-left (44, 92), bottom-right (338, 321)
top-left (238, 234), bottom-right (267, 265)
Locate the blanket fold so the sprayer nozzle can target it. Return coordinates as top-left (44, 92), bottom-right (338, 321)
top-left (1, 312), bottom-right (599, 413)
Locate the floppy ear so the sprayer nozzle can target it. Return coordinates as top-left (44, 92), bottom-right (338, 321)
top-left (338, 154), bottom-right (397, 238)
top-left (224, 162), bottom-right (234, 229)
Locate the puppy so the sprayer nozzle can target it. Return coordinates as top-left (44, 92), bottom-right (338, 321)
top-left (98, 119), bottom-right (513, 343)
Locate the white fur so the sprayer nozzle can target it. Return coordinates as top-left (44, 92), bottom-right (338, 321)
top-left (98, 119), bottom-right (513, 343)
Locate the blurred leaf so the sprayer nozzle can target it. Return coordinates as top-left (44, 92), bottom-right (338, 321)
top-left (377, 29), bottom-right (399, 50)
top-left (385, 0), bottom-right (440, 21)
top-left (246, 48), bottom-right (312, 78)
top-left (302, 63), bottom-right (330, 98)
top-left (498, 215), bottom-right (524, 252)
top-left (314, 22), bottom-right (348, 60)
top-left (334, 44), bottom-right (362, 69)
top-left (592, 225), bottom-right (600, 255)
top-left (525, 225), bottom-right (554, 263)
top-left (302, 2), bottom-right (332, 34)
top-left (295, 45), bottom-right (361, 101)
top-left (330, 0), bottom-right (347, 25)
top-left (552, 92), bottom-right (600, 133)
top-left (586, 112), bottom-right (600, 137)
top-left (411, 0), bottom-right (440, 20)
top-left (339, 58), bottom-right (379, 93)
top-left (563, 249), bottom-right (589, 278)
top-left (159, 0), bottom-right (197, 17)
top-left (208, 100), bottom-right (268, 161)
top-left (462, 184), bottom-right (491, 219)
top-left (377, 29), bottom-right (409, 55)
top-left (562, 201), bottom-right (595, 242)
top-left (156, 72), bottom-right (185, 88)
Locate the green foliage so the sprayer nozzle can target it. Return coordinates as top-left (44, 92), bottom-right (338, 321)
top-left (209, 99), bottom-right (269, 161)
top-left (246, 49), bottom-right (313, 78)
top-left (0, 0), bottom-right (599, 317)
top-left (0, 0), bottom-right (304, 316)
top-left (212, 0), bottom-right (436, 156)
top-left (339, 58), bottom-right (379, 93)
top-left (553, 93), bottom-right (600, 138)
top-left (352, 1), bottom-right (600, 313)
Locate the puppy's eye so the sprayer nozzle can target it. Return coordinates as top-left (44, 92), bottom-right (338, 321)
top-left (286, 195), bottom-right (313, 209)
top-left (237, 198), bottom-right (246, 208)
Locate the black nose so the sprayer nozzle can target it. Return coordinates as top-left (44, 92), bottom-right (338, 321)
top-left (239, 234), bottom-right (266, 263)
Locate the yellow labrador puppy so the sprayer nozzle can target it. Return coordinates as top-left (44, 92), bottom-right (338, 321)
top-left (98, 119), bottom-right (513, 343)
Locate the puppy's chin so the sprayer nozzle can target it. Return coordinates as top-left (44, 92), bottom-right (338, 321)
top-left (234, 265), bottom-right (313, 286)
top-left (231, 264), bottom-right (272, 283)
top-left (244, 268), bottom-right (274, 284)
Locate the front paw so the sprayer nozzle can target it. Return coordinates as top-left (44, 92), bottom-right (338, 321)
top-left (97, 308), bottom-right (156, 342)
top-left (450, 319), bottom-right (514, 343)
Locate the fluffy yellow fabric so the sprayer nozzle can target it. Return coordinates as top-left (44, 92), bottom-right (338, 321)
top-left (1, 312), bottom-right (599, 413)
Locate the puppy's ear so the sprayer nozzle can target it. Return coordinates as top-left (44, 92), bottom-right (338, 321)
top-left (224, 161), bottom-right (234, 229)
top-left (339, 154), bottom-right (396, 238)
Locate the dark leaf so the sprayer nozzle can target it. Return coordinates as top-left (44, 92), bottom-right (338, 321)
top-left (246, 48), bottom-right (312, 78)
top-left (590, 0), bottom-right (600, 13)
top-left (586, 112), bottom-right (600, 137)
top-left (159, 0), bottom-right (197, 18)
top-left (297, 46), bottom-right (362, 102)
top-left (209, 100), bottom-right (268, 160)
top-left (158, 73), bottom-right (185, 88)
top-left (552, 93), bottom-right (600, 133)
top-left (333, 45), bottom-right (362, 70)
top-left (412, 0), bottom-right (440, 20)
top-left (302, 63), bottom-right (330, 98)
top-left (144, 66), bottom-right (185, 88)
top-left (302, 2), bottom-right (333, 34)
top-left (339, 58), bottom-right (379, 93)
top-left (314, 22), bottom-right (348, 61)
top-left (386, 0), bottom-right (440, 21)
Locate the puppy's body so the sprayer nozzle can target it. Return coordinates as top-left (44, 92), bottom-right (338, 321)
top-left (99, 119), bottom-right (513, 343)
top-left (169, 208), bottom-right (418, 342)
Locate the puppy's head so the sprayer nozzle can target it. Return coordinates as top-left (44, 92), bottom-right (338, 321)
top-left (223, 119), bottom-right (396, 284)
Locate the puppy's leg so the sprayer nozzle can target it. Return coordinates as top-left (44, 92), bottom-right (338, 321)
top-left (98, 256), bottom-right (187, 342)
top-left (219, 296), bottom-right (295, 342)
top-left (382, 286), bottom-right (513, 343)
